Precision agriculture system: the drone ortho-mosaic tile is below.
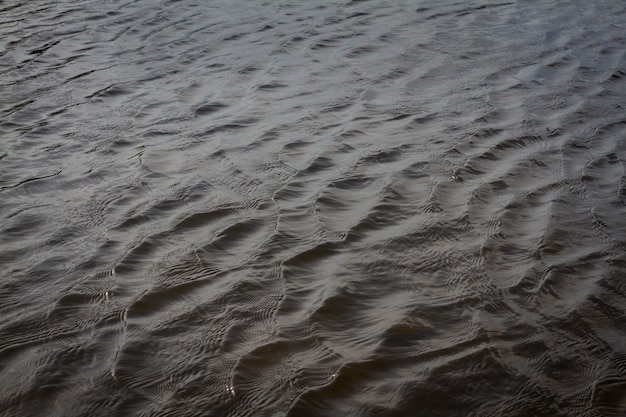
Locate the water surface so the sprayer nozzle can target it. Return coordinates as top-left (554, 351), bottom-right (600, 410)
top-left (1, 1), bottom-right (626, 416)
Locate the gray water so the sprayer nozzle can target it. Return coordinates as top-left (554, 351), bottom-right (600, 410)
top-left (1, 1), bottom-right (626, 416)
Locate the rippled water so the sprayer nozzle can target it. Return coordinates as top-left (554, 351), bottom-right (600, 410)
top-left (2, 0), bottom-right (626, 416)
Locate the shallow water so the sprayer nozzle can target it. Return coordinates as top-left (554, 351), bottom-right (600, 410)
top-left (1, 0), bottom-right (626, 416)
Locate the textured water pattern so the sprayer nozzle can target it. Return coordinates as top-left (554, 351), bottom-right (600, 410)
top-left (2, 0), bottom-right (626, 416)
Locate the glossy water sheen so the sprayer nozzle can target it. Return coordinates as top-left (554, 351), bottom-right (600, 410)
top-left (1, 1), bottom-right (626, 416)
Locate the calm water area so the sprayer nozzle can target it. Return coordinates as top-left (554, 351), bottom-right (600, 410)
top-left (1, 1), bottom-right (626, 416)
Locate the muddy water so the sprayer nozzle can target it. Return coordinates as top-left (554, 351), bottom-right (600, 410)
top-left (1, 1), bottom-right (626, 416)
